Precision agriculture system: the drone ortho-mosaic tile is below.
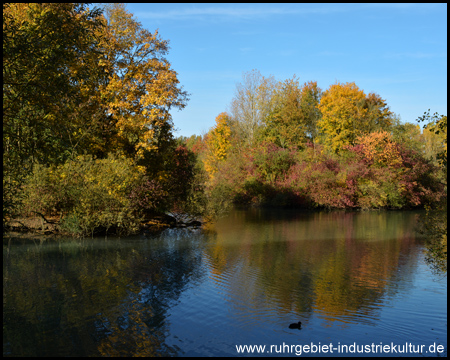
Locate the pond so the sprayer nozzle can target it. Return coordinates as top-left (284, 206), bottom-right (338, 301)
top-left (3, 209), bottom-right (447, 357)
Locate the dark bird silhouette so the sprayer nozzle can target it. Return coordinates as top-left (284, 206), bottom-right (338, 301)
top-left (289, 321), bottom-right (302, 329)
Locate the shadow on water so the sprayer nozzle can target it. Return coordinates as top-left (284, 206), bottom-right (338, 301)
top-left (3, 229), bottom-right (208, 356)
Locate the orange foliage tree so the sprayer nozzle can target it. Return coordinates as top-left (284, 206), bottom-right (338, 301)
top-left (355, 130), bottom-right (402, 167)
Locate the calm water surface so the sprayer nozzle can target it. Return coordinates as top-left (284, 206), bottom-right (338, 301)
top-left (3, 209), bottom-right (447, 356)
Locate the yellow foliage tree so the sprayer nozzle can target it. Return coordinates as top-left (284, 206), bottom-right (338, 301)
top-left (203, 112), bottom-right (232, 179)
top-left (318, 82), bottom-right (392, 153)
top-left (98, 4), bottom-right (189, 157)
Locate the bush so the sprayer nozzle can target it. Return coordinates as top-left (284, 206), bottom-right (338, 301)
top-left (252, 142), bottom-right (296, 184)
top-left (346, 138), bottom-right (445, 209)
top-left (128, 177), bottom-right (169, 216)
top-left (21, 153), bottom-right (146, 236)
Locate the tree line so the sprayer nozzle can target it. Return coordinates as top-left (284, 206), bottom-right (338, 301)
top-left (186, 70), bottom-right (446, 212)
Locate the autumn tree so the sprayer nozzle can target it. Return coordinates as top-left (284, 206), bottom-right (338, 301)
top-left (203, 112), bottom-right (232, 179)
top-left (417, 111), bottom-right (447, 273)
top-left (300, 81), bottom-right (322, 147)
top-left (260, 76), bottom-right (304, 148)
top-left (355, 130), bottom-right (402, 168)
top-left (229, 69), bottom-right (276, 147)
top-left (318, 82), bottom-right (393, 153)
top-left (416, 110), bottom-right (447, 184)
top-left (4, 3), bottom-right (192, 230)
top-left (260, 78), bottom-right (322, 149)
top-left (98, 3), bottom-right (189, 159)
top-left (358, 92), bottom-right (393, 133)
top-left (422, 124), bottom-right (446, 167)
top-left (3, 3), bottom-right (107, 161)
top-left (184, 135), bottom-right (205, 155)
top-left (3, 3), bottom-right (106, 221)
top-left (391, 118), bottom-right (424, 154)
top-left (419, 112), bottom-right (447, 169)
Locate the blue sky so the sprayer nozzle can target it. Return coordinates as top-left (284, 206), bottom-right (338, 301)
top-left (124, 3), bottom-right (447, 138)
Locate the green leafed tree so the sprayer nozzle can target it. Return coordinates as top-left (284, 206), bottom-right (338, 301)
top-left (391, 116), bottom-right (424, 154)
top-left (300, 80), bottom-right (322, 147)
top-left (260, 77), bottom-right (322, 149)
top-left (419, 112), bottom-right (447, 170)
top-left (3, 3), bottom-right (107, 161)
top-left (416, 111), bottom-right (447, 274)
top-left (3, 3), bottom-right (106, 222)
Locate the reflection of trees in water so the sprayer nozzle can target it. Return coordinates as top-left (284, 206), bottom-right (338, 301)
top-left (4, 211), bottom-right (437, 356)
top-left (207, 209), bottom-right (424, 326)
top-left (3, 229), bottom-right (207, 356)
top-left (98, 230), bottom-right (207, 356)
top-left (417, 206), bottom-right (447, 274)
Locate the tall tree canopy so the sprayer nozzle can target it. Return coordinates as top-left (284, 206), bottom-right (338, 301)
top-left (3, 3), bottom-right (189, 222)
top-left (3, 3), bottom-right (106, 219)
top-left (3, 3), bottom-right (105, 165)
top-left (318, 82), bottom-right (393, 153)
top-left (229, 69), bottom-right (276, 147)
top-left (3, 3), bottom-right (189, 165)
top-left (260, 77), bottom-right (322, 149)
top-left (99, 4), bottom-right (189, 158)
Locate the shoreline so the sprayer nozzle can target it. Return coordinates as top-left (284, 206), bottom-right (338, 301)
top-left (3, 213), bottom-right (203, 238)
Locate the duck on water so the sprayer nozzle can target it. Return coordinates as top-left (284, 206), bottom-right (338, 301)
top-left (289, 321), bottom-right (302, 329)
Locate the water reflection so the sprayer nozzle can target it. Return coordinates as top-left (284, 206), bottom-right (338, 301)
top-left (3, 210), bottom-right (447, 357)
top-left (3, 230), bottom-right (208, 356)
top-left (206, 209), bottom-right (423, 327)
